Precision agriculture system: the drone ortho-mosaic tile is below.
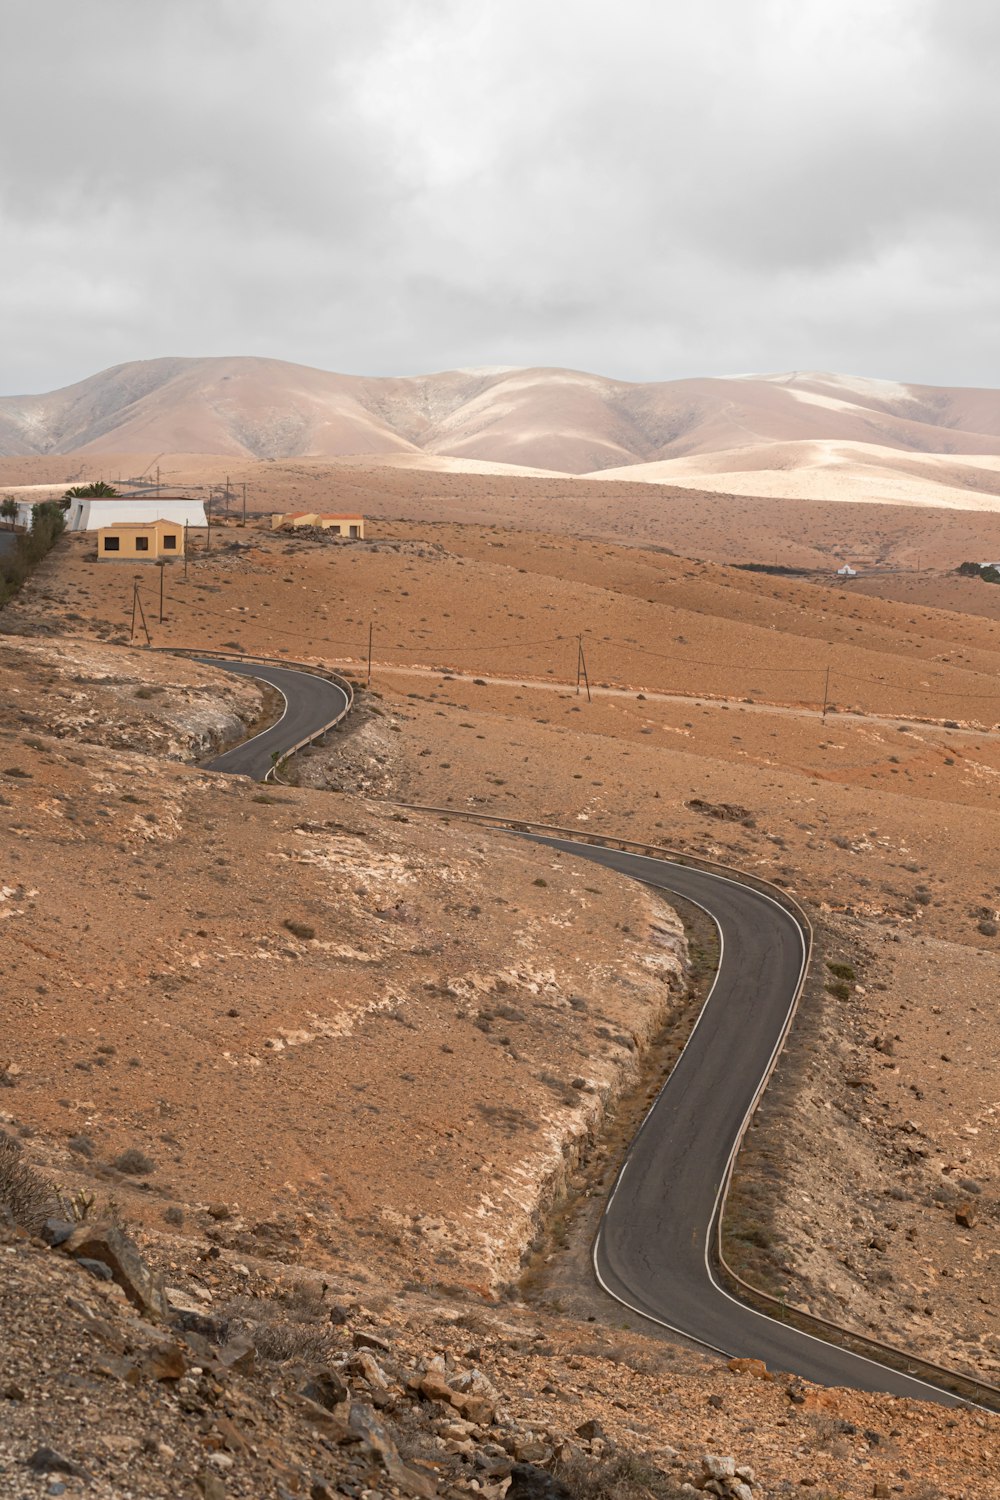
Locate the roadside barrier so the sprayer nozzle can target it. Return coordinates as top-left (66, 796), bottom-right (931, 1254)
top-left (159, 646), bottom-right (355, 780)
top-left (384, 800), bottom-right (1000, 1413)
top-left (151, 651), bottom-right (999, 1409)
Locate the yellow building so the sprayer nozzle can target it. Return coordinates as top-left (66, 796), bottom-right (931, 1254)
top-left (97, 519), bottom-right (185, 560)
top-left (271, 512), bottom-right (317, 528)
top-left (270, 512), bottom-right (365, 537)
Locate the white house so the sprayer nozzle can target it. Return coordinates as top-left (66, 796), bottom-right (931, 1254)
top-left (63, 496), bottom-right (207, 532)
top-left (836, 564), bottom-right (858, 577)
top-left (11, 493), bottom-right (207, 532)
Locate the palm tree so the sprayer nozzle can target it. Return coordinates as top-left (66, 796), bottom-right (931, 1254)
top-left (0, 496), bottom-right (17, 530)
top-left (63, 481), bottom-right (119, 500)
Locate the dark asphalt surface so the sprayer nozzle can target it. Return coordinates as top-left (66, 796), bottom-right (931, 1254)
top-left (197, 657), bottom-right (350, 781)
top-left (523, 837), bottom-right (969, 1406)
top-left (183, 656), bottom-right (975, 1406)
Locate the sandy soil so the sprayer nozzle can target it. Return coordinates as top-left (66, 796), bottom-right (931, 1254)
top-left (13, 452), bottom-right (1000, 573)
top-left (0, 649), bottom-right (685, 1298)
top-left (3, 507), bottom-right (999, 1427)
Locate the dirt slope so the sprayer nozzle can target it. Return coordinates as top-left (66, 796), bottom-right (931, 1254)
top-left (3, 360), bottom-right (1000, 502)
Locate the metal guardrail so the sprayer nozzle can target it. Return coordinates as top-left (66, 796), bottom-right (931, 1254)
top-left (140, 661), bottom-right (999, 1407)
top-left (159, 647), bottom-right (355, 781)
top-left (384, 800), bottom-right (1000, 1411)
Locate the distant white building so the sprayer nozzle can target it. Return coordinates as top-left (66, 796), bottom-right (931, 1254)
top-left (63, 496), bottom-right (207, 532)
top-left (837, 563), bottom-right (858, 577)
top-left (12, 493), bottom-right (207, 532)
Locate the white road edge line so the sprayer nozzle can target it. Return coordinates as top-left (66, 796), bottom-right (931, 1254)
top-left (542, 842), bottom-right (981, 1407)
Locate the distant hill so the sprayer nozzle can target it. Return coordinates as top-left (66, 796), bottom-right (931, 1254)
top-left (3, 358), bottom-right (1000, 506)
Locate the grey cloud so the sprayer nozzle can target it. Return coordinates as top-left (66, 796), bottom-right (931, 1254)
top-left (1, 0), bottom-right (998, 392)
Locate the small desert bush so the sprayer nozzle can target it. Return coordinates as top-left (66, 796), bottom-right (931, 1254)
top-left (826, 961), bottom-right (856, 982)
top-left (246, 1318), bottom-right (337, 1365)
top-left (283, 918), bottom-right (316, 941)
top-left (0, 1132), bottom-right (58, 1230)
top-left (554, 1450), bottom-right (688, 1500)
top-left (111, 1147), bottom-right (155, 1176)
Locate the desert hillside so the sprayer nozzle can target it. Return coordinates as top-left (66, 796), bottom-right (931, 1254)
top-left (2, 508), bottom-right (999, 1494)
top-left (4, 359), bottom-right (1000, 507)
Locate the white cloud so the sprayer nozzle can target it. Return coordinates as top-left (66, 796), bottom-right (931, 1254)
top-left (0, 0), bottom-right (997, 390)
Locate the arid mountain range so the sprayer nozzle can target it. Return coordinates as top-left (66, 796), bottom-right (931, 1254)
top-left (4, 356), bottom-right (1000, 507)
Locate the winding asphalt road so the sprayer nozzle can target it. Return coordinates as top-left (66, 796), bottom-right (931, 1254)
top-left (192, 655), bottom-right (980, 1406)
top-left (197, 657), bottom-right (350, 781)
top-left (523, 837), bottom-right (975, 1406)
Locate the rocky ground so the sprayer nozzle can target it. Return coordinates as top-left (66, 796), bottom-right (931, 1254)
top-left (0, 633), bottom-right (278, 762)
top-left (0, 642), bottom-right (686, 1301)
top-left (1, 515), bottom-right (999, 1495)
top-left (6, 1197), bottom-right (997, 1500)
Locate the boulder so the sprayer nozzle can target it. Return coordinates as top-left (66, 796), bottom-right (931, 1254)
top-left (216, 1333), bottom-right (255, 1375)
top-left (141, 1343), bottom-right (188, 1381)
top-left (507, 1462), bottom-right (574, 1500)
top-left (300, 1370), bottom-right (348, 1410)
top-left (349, 1403), bottom-right (438, 1498)
top-left (62, 1224), bottom-right (167, 1320)
top-left (727, 1358), bottom-right (771, 1380)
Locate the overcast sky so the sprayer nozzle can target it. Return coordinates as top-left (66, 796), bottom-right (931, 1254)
top-left (1, 0), bottom-right (997, 393)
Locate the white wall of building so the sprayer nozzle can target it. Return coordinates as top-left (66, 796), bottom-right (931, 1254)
top-left (64, 498), bottom-right (207, 532)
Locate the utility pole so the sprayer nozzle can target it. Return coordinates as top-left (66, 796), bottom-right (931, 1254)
top-left (367, 621), bottom-right (374, 688)
top-left (158, 561), bottom-right (165, 624)
top-left (576, 635), bottom-right (583, 695)
top-left (130, 580), bottom-right (151, 646)
top-left (241, 482), bottom-right (247, 526)
top-left (821, 664), bottom-right (831, 720)
top-left (579, 636), bottom-right (592, 703)
top-left (225, 474), bottom-right (231, 516)
top-left (206, 497), bottom-right (212, 552)
top-left (184, 521), bottom-right (189, 579)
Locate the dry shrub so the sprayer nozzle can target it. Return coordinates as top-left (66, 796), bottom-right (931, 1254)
top-left (554, 1451), bottom-right (688, 1500)
top-left (0, 1132), bottom-right (58, 1230)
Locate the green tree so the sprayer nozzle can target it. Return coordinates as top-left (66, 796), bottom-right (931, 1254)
top-left (0, 496), bottom-right (17, 530)
top-left (63, 480), bottom-right (119, 500)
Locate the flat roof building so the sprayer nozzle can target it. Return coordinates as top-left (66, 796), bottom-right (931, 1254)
top-left (68, 496), bottom-right (206, 532)
top-left (97, 519), bottom-right (185, 561)
top-left (271, 512), bottom-right (365, 537)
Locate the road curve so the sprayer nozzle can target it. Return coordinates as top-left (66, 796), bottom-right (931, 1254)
top-left (197, 657), bottom-right (350, 781)
top-left (187, 659), bottom-right (976, 1405)
top-left (523, 837), bottom-right (970, 1407)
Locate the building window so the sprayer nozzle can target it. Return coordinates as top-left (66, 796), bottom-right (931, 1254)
top-left (331, 525), bottom-right (342, 535)
top-left (103, 536), bottom-right (120, 551)
top-left (135, 536), bottom-right (149, 552)
top-left (163, 534), bottom-right (177, 549)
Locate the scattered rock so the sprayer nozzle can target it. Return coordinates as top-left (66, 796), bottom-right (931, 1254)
top-left (76, 1255), bottom-right (114, 1283)
top-left (61, 1223), bottom-right (168, 1319)
top-left (40, 1218), bottom-right (75, 1248)
top-left (141, 1342), bottom-right (187, 1381)
top-left (25, 1447), bottom-right (94, 1484)
top-left (702, 1454), bottom-right (737, 1482)
top-left (353, 1329), bottom-right (391, 1352)
top-left (726, 1358), bottom-right (771, 1380)
top-left (216, 1333), bottom-right (255, 1375)
top-left (300, 1370), bottom-right (348, 1410)
top-left (507, 1462), bottom-right (574, 1500)
top-left (349, 1402), bottom-right (438, 1498)
top-left (197, 1466), bottom-right (227, 1500)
